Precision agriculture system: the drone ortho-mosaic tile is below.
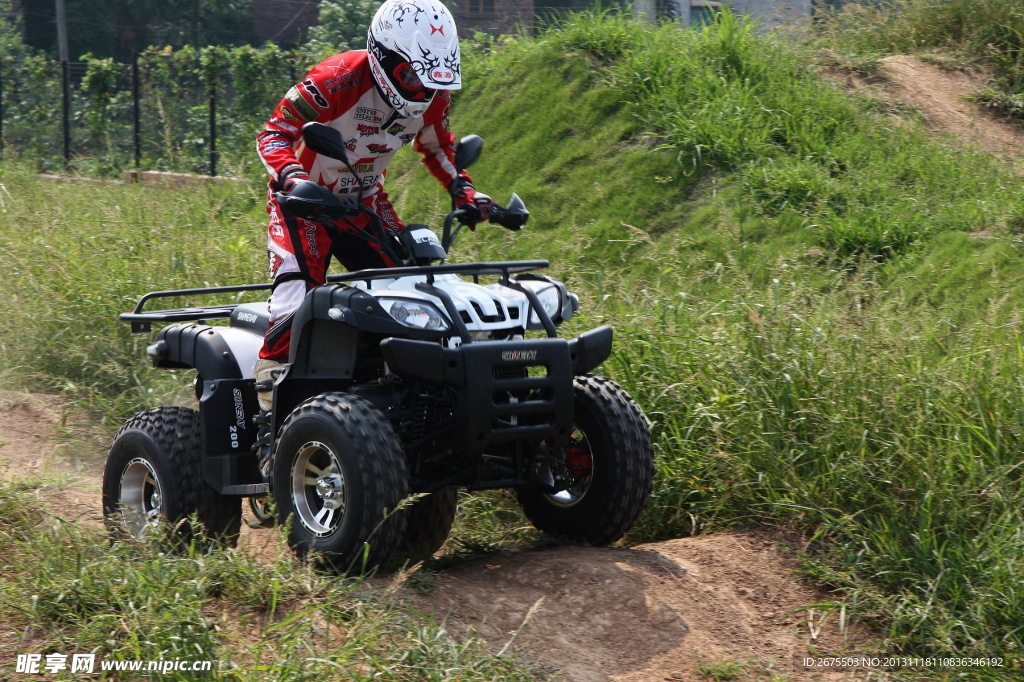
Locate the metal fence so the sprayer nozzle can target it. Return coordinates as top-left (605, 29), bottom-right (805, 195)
top-left (0, 50), bottom-right (297, 177)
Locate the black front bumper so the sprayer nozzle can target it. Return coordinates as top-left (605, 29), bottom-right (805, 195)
top-left (380, 325), bottom-right (613, 455)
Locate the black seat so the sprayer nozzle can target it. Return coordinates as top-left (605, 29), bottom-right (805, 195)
top-left (230, 303), bottom-right (271, 335)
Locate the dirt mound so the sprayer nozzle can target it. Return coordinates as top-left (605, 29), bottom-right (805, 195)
top-left (399, 537), bottom-right (869, 681)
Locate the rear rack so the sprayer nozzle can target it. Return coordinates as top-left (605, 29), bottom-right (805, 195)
top-left (119, 261), bottom-right (551, 334)
top-left (119, 283), bottom-right (273, 333)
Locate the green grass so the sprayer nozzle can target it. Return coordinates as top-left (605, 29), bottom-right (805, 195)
top-left (0, 479), bottom-right (541, 680)
top-left (3, 5), bottom-right (1024, 676)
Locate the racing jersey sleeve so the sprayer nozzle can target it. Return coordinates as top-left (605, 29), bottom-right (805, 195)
top-left (413, 91), bottom-right (470, 190)
top-left (256, 52), bottom-right (367, 186)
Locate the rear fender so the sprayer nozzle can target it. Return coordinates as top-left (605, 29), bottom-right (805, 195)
top-left (147, 323), bottom-right (266, 493)
top-left (147, 323), bottom-right (246, 380)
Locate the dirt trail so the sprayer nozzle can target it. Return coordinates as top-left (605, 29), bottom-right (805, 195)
top-left (4, 56), bottom-right (1019, 680)
top-left (842, 55), bottom-right (1024, 163)
top-left (0, 390), bottom-right (875, 680)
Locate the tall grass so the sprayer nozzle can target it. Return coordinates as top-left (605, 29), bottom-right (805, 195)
top-left (0, 167), bottom-right (268, 418)
top-left (0, 478), bottom-right (541, 680)
top-left (449, 10), bottom-right (1024, 666)
top-left (598, 274), bottom-right (1024, 663)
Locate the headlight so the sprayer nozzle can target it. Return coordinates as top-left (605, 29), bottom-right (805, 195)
top-left (529, 285), bottom-right (561, 326)
top-left (379, 298), bottom-right (450, 331)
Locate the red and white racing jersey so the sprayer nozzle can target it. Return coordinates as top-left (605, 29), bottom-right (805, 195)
top-left (256, 49), bottom-right (463, 196)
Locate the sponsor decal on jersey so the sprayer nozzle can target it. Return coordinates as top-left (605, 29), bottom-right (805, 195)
top-left (324, 71), bottom-right (360, 92)
top-left (345, 137), bottom-right (358, 152)
top-left (398, 133), bottom-right (416, 145)
top-left (285, 86), bottom-right (319, 121)
top-left (355, 107), bottom-right (384, 124)
top-left (279, 106), bottom-right (297, 121)
top-left (377, 201), bottom-right (398, 226)
top-left (260, 139), bottom-right (292, 154)
top-left (305, 223), bottom-right (320, 258)
top-left (336, 174), bottom-right (381, 191)
top-left (367, 143), bottom-right (392, 155)
top-left (387, 123), bottom-right (406, 135)
top-left (300, 78), bottom-right (330, 109)
top-left (354, 163), bottom-right (375, 173)
top-left (269, 205), bottom-right (285, 238)
top-left (269, 118), bottom-right (298, 134)
top-left (357, 123), bottom-right (380, 137)
top-left (268, 251), bottom-right (283, 275)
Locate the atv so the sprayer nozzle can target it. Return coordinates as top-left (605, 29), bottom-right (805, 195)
top-left (103, 122), bottom-right (654, 572)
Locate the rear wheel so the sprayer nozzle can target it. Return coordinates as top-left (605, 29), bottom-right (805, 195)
top-left (102, 407), bottom-right (241, 545)
top-left (517, 375), bottom-right (653, 545)
top-left (248, 495), bottom-right (276, 528)
top-left (272, 393), bottom-right (409, 573)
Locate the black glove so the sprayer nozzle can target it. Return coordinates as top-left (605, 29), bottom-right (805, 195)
top-left (279, 165), bottom-right (310, 194)
top-left (448, 177), bottom-right (493, 227)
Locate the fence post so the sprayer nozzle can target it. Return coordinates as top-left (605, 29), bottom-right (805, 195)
top-left (208, 82), bottom-right (217, 177)
top-left (61, 60), bottom-right (71, 170)
top-left (132, 53), bottom-right (141, 175)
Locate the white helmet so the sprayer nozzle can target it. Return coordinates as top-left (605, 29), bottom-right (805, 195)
top-left (367, 0), bottom-right (461, 119)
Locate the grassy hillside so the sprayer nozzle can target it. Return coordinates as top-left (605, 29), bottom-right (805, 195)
top-left (2, 5), bottom-right (1023, 676)
top-left (430, 13), bottom-right (1024, 666)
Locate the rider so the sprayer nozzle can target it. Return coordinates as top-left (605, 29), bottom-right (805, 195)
top-left (253, 0), bottom-right (493, 413)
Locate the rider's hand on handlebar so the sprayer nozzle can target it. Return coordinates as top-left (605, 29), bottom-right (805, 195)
top-left (279, 166), bottom-right (310, 194)
top-left (449, 177), bottom-right (492, 229)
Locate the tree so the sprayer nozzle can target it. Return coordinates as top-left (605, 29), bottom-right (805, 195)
top-left (1, 0), bottom-right (31, 59)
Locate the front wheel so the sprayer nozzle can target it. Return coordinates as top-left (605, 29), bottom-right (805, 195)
top-left (517, 375), bottom-right (653, 545)
top-left (102, 407), bottom-right (241, 545)
top-left (271, 393), bottom-right (409, 573)
top-left (393, 486), bottom-right (459, 564)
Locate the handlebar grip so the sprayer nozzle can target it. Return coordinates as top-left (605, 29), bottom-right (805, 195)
top-left (277, 190), bottom-right (360, 219)
top-left (488, 204), bottom-right (525, 231)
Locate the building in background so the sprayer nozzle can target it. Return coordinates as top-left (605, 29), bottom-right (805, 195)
top-left (646, 1), bottom-right (812, 28)
top-left (10, 0), bottom-right (821, 61)
top-left (253, 0), bottom-right (319, 47)
top-left (454, 1), bottom-right (813, 36)
top-left (452, 0), bottom-right (535, 37)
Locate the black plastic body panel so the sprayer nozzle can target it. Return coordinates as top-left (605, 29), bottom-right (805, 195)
top-left (197, 378), bottom-right (267, 494)
top-left (149, 323), bottom-right (243, 380)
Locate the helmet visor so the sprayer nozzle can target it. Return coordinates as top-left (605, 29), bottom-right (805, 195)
top-left (393, 63), bottom-right (434, 102)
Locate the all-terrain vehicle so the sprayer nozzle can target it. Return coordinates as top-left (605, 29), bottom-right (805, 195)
top-left (103, 123), bottom-right (654, 571)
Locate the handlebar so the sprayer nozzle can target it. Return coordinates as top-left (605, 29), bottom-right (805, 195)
top-left (276, 178), bottom-right (529, 256)
top-left (275, 180), bottom-right (361, 220)
top-left (442, 196), bottom-right (529, 251)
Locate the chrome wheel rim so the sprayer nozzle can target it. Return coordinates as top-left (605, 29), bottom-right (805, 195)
top-left (291, 440), bottom-right (346, 536)
top-left (119, 457), bottom-right (163, 538)
top-left (545, 427), bottom-right (594, 508)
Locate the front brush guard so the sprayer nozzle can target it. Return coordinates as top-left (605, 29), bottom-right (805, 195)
top-left (381, 325), bottom-right (612, 457)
